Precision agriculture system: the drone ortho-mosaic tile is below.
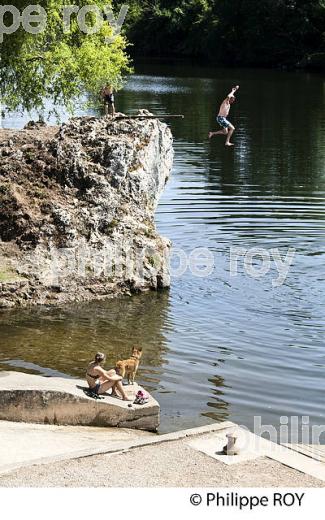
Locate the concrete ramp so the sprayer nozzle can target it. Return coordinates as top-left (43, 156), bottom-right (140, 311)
top-left (0, 420), bottom-right (153, 475)
top-left (0, 371), bottom-right (159, 431)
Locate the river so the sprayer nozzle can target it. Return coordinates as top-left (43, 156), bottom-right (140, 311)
top-left (1, 63), bottom-right (325, 437)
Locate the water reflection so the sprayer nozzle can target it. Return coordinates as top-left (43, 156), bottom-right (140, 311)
top-left (0, 291), bottom-right (171, 394)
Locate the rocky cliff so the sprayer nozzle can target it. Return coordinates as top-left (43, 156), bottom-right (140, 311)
top-left (0, 113), bottom-right (174, 308)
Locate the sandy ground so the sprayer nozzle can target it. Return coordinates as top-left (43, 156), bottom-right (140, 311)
top-left (0, 438), bottom-right (324, 488)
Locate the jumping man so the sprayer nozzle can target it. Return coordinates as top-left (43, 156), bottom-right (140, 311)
top-left (209, 85), bottom-right (240, 146)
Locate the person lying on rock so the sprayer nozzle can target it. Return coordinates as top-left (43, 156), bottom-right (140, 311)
top-left (86, 352), bottom-right (132, 400)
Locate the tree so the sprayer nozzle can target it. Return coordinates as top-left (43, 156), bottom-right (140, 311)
top-left (115, 0), bottom-right (212, 57)
top-left (0, 1), bottom-right (132, 117)
top-left (211, 0), bottom-right (325, 66)
top-left (114, 0), bottom-right (325, 68)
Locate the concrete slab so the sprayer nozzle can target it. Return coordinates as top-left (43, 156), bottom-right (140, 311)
top-left (0, 371), bottom-right (159, 431)
top-left (0, 420), bottom-right (234, 476)
top-left (283, 443), bottom-right (325, 463)
top-left (188, 427), bottom-right (268, 465)
top-left (2, 414), bottom-right (325, 486)
top-left (0, 422), bottom-right (324, 487)
top-left (0, 420), bottom-right (152, 475)
top-left (187, 424), bottom-right (325, 482)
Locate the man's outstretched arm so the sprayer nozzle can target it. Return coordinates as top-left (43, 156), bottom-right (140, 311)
top-left (227, 85), bottom-right (240, 99)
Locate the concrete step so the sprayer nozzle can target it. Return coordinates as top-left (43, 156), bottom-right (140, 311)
top-left (283, 443), bottom-right (325, 463)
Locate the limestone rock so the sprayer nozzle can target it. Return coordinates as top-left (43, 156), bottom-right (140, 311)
top-left (0, 114), bottom-right (174, 307)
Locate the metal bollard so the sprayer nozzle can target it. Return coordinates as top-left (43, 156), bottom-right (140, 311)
top-left (222, 433), bottom-right (239, 455)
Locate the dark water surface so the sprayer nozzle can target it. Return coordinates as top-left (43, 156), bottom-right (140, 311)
top-left (1, 64), bottom-right (325, 435)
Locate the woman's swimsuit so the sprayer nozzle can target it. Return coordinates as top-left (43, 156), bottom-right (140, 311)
top-left (92, 383), bottom-right (101, 395)
top-left (87, 372), bottom-right (99, 380)
top-left (86, 372), bottom-right (101, 394)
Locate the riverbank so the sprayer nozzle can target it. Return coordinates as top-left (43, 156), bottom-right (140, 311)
top-left (0, 421), bottom-right (324, 487)
top-left (132, 54), bottom-right (325, 72)
top-left (121, 2), bottom-right (325, 71)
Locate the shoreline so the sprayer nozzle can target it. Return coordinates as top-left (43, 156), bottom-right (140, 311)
top-left (1, 420), bottom-right (324, 487)
top-left (131, 54), bottom-right (325, 73)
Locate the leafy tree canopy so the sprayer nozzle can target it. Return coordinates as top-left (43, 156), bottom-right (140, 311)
top-left (0, 1), bottom-right (132, 116)
top-left (116, 0), bottom-right (325, 68)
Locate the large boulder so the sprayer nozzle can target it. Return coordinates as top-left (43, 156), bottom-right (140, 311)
top-left (0, 113), bottom-right (174, 307)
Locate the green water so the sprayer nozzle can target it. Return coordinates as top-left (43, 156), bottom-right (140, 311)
top-left (1, 63), bottom-right (325, 436)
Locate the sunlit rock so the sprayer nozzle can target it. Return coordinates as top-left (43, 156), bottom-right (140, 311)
top-left (0, 113), bottom-right (174, 307)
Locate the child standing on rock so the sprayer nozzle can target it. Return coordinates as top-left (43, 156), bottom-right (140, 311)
top-left (101, 85), bottom-right (116, 117)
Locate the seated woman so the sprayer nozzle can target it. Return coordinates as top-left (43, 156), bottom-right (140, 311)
top-left (86, 352), bottom-right (132, 401)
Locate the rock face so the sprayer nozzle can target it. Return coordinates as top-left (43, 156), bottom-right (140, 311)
top-left (0, 113), bottom-right (174, 307)
top-left (0, 372), bottom-right (160, 431)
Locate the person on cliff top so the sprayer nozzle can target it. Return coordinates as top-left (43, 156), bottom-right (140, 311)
top-left (101, 84), bottom-right (115, 117)
top-left (209, 85), bottom-right (240, 146)
top-left (86, 352), bottom-right (132, 401)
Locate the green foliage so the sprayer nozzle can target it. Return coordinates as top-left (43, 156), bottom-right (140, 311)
top-left (0, 1), bottom-right (132, 116)
top-left (115, 0), bottom-right (325, 68)
top-left (116, 0), bottom-right (212, 58)
top-left (210, 0), bottom-right (325, 66)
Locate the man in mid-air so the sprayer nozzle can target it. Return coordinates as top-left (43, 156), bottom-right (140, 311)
top-left (209, 85), bottom-right (240, 146)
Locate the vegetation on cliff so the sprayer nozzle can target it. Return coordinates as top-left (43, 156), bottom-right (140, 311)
top-left (116, 0), bottom-right (325, 69)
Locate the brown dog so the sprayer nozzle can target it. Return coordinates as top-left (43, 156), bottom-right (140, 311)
top-left (115, 347), bottom-right (143, 385)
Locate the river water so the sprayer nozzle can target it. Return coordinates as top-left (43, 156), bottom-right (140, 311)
top-left (1, 64), bottom-right (325, 436)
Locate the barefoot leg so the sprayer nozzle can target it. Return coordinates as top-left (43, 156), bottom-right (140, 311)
top-left (113, 380), bottom-right (133, 401)
top-left (209, 129), bottom-right (228, 139)
top-left (98, 378), bottom-right (121, 394)
top-left (225, 125), bottom-right (235, 146)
